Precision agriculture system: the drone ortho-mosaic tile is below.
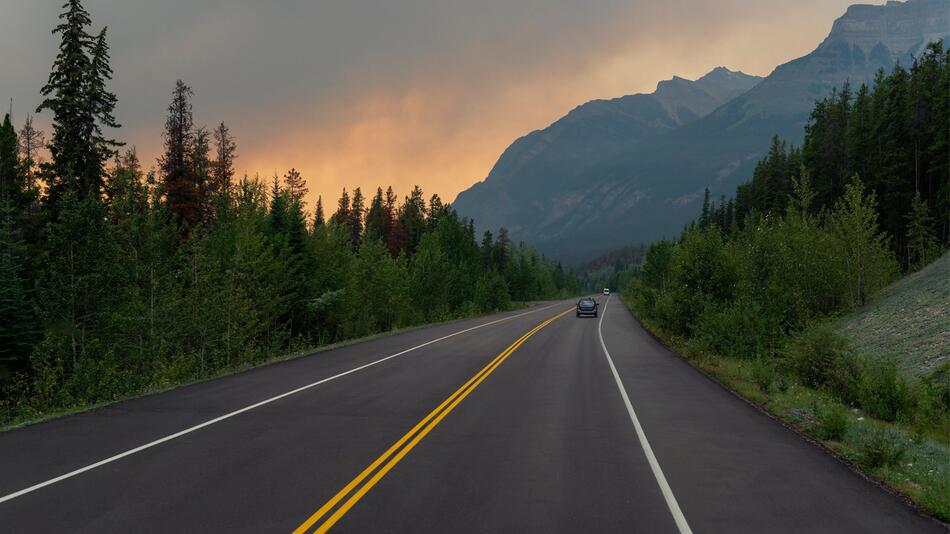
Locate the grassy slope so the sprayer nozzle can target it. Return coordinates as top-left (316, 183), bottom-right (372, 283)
top-left (836, 252), bottom-right (950, 378)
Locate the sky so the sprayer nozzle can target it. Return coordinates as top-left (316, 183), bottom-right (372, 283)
top-left (0, 0), bottom-right (857, 210)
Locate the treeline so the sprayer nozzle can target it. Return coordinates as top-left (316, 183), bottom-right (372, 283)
top-left (731, 42), bottom-right (948, 267)
top-left (0, 1), bottom-right (578, 424)
top-left (578, 245), bottom-right (645, 294)
top-left (626, 43), bottom-right (948, 430)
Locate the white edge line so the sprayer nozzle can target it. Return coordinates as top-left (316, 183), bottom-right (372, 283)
top-left (0, 302), bottom-right (562, 505)
top-left (597, 296), bottom-right (693, 534)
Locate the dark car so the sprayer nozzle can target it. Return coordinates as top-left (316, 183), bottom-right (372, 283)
top-left (576, 298), bottom-right (598, 318)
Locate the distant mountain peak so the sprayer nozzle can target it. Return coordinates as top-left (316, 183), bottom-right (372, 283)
top-left (654, 67), bottom-right (758, 93)
top-left (824, 0), bottom-right (948, 56)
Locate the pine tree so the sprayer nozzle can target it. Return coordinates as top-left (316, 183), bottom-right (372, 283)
top-left (283, 168), bottom-right (308, 207)
top-left (17, 114), bottom-right (45, 188)
top-left (37, 0), bottom-right (120, 204)
top-left (0, 114), bottom-right (21, 204)
top-left (364, 187), bottom-right (386, 240)
top-left (332, 188), bottom-right (350, 226)
top-left (191, 126), bottom-right (211, 220)
top-left (349, 187), bottom-right (364, 251)
top-left (699, 188), bottom-right (711, 227)
top-left (905, 191), bottom-right (938, 270)
top-left (480, 230), bottom-right (494, 269)
top-left (428, 193), bottom-right (446, 228)
top-left (384, 186), bottom-right (401, 256)
top-left (494, 227), bottom-right (511, 272)
top-left (159, 80), bottom-right (203, 234)
top-left (211, 121), bottom-right (236, 197)
top-left (399, 186), bottom-right (426, 256)
top-left (314, 196), bottom-right (325, 227)
top-left (267, 177), bottom-right (289, 237)
top-left (87, 27), bottom-right (122, 162)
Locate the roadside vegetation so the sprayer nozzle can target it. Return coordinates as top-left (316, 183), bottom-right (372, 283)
top-left (623, 43), bottom-right (949, 520)
top-left (0, 1), bottom-right (580, 428)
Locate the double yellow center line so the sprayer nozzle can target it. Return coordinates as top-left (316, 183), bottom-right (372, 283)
top-left (293, 307), bottom-right (573, 533)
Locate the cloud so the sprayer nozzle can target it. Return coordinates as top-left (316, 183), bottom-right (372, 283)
top-left (0, 0), bottom-right (855, 210)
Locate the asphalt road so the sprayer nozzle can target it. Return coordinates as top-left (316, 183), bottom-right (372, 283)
top-left (0, 297), bottom-right (944, 533)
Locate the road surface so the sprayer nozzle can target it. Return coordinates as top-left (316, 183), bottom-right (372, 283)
top-left (0, 297), bottom-right (944, 533)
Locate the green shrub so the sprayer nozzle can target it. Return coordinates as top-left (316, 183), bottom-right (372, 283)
top-left (473, 272), bottom-right (511, 313)
top-left (814, 403), bottom-right (849, 441)
top-left (773, 373), bottom-right (791, 393)
top-left (858, 426), bottom-right (907, 468)
top-left (931, 362), bottom-right (950, 413)
top-left (696, 299), bottom-right (769, 360)
top-left (857, 358), bottom-right (911, 422)
top-left (785, 327), bottom-right (859, 401)
top-left (913, 373), bottom-right (950, 429)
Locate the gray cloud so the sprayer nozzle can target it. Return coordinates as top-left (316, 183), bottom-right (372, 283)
top-left (0, 0), bottom-right (854, 205)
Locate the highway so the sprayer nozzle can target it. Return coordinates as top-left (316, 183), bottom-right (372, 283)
top-left (0, 297), bottom-right (943, 533)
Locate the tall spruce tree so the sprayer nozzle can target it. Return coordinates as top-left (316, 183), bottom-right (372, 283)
top-left (159, 80), bottom-right (204, 234)
top-left (905, 191), bottom-right (938, 270)
top-left (283, 168), bottom-right (308, 207)
top-left (349, 187), bottom-right (364, 251)
top-left (364, 187), bottom-right (386, 241)
top-left (399, 186), bottom-right (426, 256)
top-left (0, 115), bottom-right (20, 204)
top-left (37, 0), bottom-right (120, 206)
top-left (384, 186), bottom-right (401, 256)
top-left (332, 188), bottom-right (350, 227)
top-left (314, 196), bottom-right (325, 227)
top-left (211, 121), bottom-right (237, 197)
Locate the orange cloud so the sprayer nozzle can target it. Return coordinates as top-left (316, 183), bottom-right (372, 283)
top-left (110, 0), bottom-right (854, 217)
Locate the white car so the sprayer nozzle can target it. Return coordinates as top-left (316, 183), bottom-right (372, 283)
top-left (603, 288), bottom-right (610, 296)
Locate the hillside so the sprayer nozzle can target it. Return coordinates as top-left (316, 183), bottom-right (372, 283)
top-left (837, 252), bottom-right (950, 378)
top-left (453, 0), bottom-right (950, 263)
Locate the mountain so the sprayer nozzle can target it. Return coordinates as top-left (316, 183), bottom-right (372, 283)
top-left (453, 68), bottom-right (762, 256)
top-left (453, 0), bottom-right (950, 264)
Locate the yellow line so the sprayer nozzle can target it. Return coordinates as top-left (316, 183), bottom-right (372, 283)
top-left (293, 308), bottom-right (572, 534)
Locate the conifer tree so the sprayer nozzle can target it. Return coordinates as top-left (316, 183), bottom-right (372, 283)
top-left (399, 186), bottom-right (426, 256)
top-left (87, 28), bottom-right (122, 161)
top-left (480, 230), bottom-right (494, 269)
top-left (364, 187), bottom-right (386, 240)
top-left (314, 196), bottom-right (325, 227)
top-left (37, 0), bottom-right (120, 204)
top-left (17, 114), bottom-right (45, 188)
top-left (699, 188), bottom-right (711, 227)
top-left (494, 227), bottom-right (511, 272)
top-left (0, 115), bottom-right (21, 204)
top-left (211, 121), bottom-right (237, 197)
top-left (283, 168), bottom-right (308, 207)
top-left (428, 194), bottom-right (446, 228)
top-left (349, 187), bottom-right (364, 251)
top-left (384, 186), bottom-right (401, 256)
top-left (905, 191), bottom-right (938, 270)
top-left (159, 80), bottom-right (204, 234)
top-left (332, 188), bottom-right (350, 227)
